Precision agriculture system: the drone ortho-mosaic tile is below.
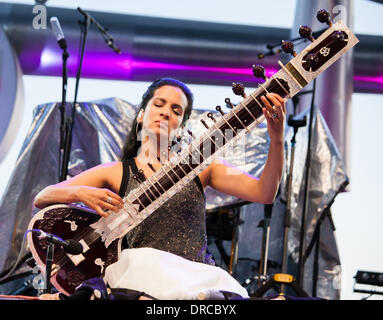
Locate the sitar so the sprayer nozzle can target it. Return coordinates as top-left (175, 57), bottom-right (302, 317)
top-left (27, 10), bottom-right (359, 295)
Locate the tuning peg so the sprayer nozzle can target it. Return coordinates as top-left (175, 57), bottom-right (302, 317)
top-left (281, 40), bottom-right (297, 57)
top-left (332, 30), bottom-right (347, 44)
top-left (207, 112), bottom-right (216, 123)
top-left (225, 98), bottom-right (235, 109)
top-left (252, 64), bottom-right (267, 82)
top-left (303, 53), bottom-right (319, 71)
top-left (215, 105), bottom-right (225, 116)
top-left (133, 172), bottom-right (143, 183)
top-left (317, 9), bottom-right (332, 26)
top-left (200, 119), bottom-right (209, 129)
top-left (232, 82), bottom-right (247, 98)
top-left (187, 129), bottom-right (194, 138)
top-left (138, 169), bottom-right (146, 180)
top-left (299, 25), bottom-right (315, 42)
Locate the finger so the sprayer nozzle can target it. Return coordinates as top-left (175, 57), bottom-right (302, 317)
top-left (270, 93), bottom-right (286, 114)
top-left (266, 93), bottom-right (282, 109)
top-left (94, 205), bottom-right (109, 217)
top-left (269, 100), bottom-right (284, 121)
top-left (100, 197), bottom-right (122, 213)
top-left (266, 93), bottom-right (284, 120)
top-left (270, 92), bottom-right (284, 104)
top-left (106, 198), bottom-right (123, 212)
top-left (104, 189), bottom-right (124, 205)
top-left (260, 95), bottom-right (274, 114)
top-left (262, 107), bottom-right (273, 122)
top-left (261, 95), bottom-right (278, 120)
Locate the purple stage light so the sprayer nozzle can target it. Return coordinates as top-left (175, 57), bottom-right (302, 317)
top-left (128, 60), bottom-right (278, 78)
top-left (36, 47), bottom-right (278, 83)
top-left (27, 47), bottom-right (383, 93)
top-left (354, 75), bottom-right (383, 85)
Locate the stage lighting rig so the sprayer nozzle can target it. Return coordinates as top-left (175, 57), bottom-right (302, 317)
top-left (354, 270), bottom-right (383, 286)
top-left (353, 270), bottom-right (383, 298)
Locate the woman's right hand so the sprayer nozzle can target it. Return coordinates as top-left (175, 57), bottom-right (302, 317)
top-left (76, 186), bottom-right (124, 217)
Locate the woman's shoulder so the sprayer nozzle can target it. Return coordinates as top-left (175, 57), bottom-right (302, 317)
top-left (82, 161), bottom-right (123, 181)
top-left (98, 160), bottom-right (122, 168)
top-left (90, 161), bottom-right (124, 193)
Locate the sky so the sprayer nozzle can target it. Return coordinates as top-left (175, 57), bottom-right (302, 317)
top-left (1, 0), bottom-right (383, 300)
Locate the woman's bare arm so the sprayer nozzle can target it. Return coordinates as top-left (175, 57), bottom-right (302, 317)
top-left (34, 162), bottom-right (124, 217)
top-left (201, 93), bottom-right (285, 204)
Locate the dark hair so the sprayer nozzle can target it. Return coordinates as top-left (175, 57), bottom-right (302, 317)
top-left (120, 78), bottom-right (194, 161)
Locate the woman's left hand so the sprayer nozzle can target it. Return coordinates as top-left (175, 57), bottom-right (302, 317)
top-left (261, 93), bottom-right (286, 143)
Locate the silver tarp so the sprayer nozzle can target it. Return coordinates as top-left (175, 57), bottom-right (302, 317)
top-left (0, 97), bottom-right (347, 299)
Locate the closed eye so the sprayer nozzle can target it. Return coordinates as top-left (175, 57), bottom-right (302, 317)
top-left (172, 106), bottom-right (183, 116)
top-left (153, 98), bottom-right (183, 116)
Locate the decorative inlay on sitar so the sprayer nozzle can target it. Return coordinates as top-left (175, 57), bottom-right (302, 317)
top-left (27, 10), bottom-right (359, 295)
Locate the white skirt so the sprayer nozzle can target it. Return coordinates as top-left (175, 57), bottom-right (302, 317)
top-left (104, 247), bottom-right (249, 300)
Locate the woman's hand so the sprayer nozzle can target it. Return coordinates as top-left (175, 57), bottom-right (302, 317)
top-left (261, 93), bottom-right (286, 144)
top-left (76, 186), bottom-right (124, 217)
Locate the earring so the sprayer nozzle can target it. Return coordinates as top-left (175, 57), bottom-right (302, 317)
top-left (135, 121), bottom-right (141, 136)
top-left (135, 109), bottom-right (143, 136)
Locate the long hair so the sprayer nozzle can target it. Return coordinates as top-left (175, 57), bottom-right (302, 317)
top-left (120, 78), bottom-right (194, 161)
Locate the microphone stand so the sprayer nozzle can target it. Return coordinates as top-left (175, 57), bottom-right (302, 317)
top-left (59, 10), bottom-right (90, 182)
top-left (280, 113), bottom-right (307, 294)
top-left (58, 40), bottom-right (69, 181)
top-left (257, 28), bottom-right (327, 60)
top-left (241, 204), bottom-right (274, 295)
top-left (60, 8), bottom-right (120, 181)
top-left (44, 243), bottom-right (54, 294)
top-left (80, 8), bottom-right (121, 54)
top-left (297, 78), bottom-right (317, 287)
top-left (258, 203), bottom-right (273, 287)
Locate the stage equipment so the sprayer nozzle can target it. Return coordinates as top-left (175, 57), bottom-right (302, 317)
top-left (353, 270), bottom-right (383, 298)
top-left (354, 270), bottom-right (383, 287)
top-left (49, 16), bottom-right (70, 182)
top-left (258, 204), bottom-right (274, 286)
top-left (281, 113), bottom-right (306, 292)
top-left (206, 201), bottom-right (248, 275)
top-left (27, 229), bottom-right (83, 294)
top-left (240, 202), bottom-right (307, 297)
top-left (30, 230), bottom-right (83, 255)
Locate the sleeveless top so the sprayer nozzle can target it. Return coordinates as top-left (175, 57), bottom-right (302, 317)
top-left (118, 159), bottom-right (214, 265)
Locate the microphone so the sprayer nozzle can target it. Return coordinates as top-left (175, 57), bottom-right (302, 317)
top-left (50, 16), bottom-right (67, 50)
top-left (31, 229), bottom-right (83, 255)
top-left (77, 7), bottom-right (122, 54)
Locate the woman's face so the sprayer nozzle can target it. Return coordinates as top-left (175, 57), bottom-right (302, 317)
top-left (138, 85), bottom-right (188, 144)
